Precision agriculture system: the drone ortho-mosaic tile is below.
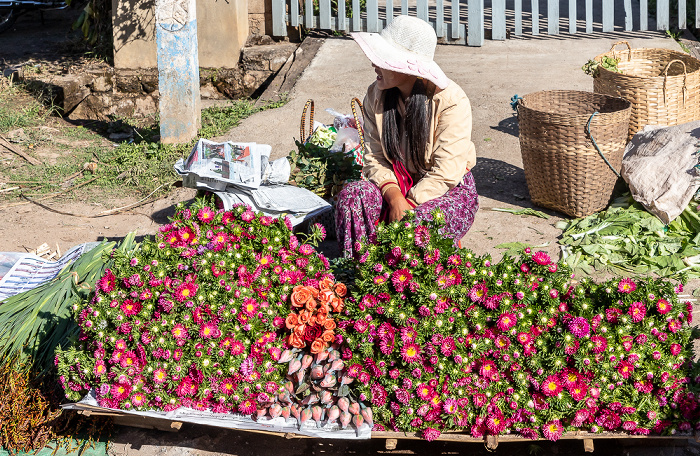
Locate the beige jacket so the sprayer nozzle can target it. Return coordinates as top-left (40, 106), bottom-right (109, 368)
top-left (362, 79), bottom-right (477, 206)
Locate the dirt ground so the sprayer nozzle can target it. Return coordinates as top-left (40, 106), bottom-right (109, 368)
top-left (0, 6), bottom-right (199, 254)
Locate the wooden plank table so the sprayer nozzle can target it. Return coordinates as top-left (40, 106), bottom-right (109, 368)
top-left (71, 403), bottom-right (698, 452)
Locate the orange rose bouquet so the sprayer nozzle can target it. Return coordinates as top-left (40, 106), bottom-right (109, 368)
top-left (285, 278), bottom-right (346, 354)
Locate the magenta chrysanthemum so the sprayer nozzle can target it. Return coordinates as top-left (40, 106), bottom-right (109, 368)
top-left (591, 335), bottom-right (608, 354)
top-left (423, 427), bottom-right (441, 442)
top-left (98, 269), bottom-right (116, 293)
top-left (532, 251), bottom-right (551, 265)
top-left (120, 299), bottom-right (142, 317)
top-left (443, 398), bottom-right (458, 414)
top-left (415, 383), bottom-right (435, 400)
top-left (400, 343), bottom-right (421, 363)
top-left (469, 283), bottom-right (488, 303)
top-left (541, 375), bottom-right (562, 397)
top-left (618, 278), bottom-right (637, 293)
top-left (171, 324), bottom-right (188, 339)
top-left (542, 420), bottom-right (563, 441)
top-left (199, 321), bottom-right (221, 339)
top-left (486, 413), bottom-right (507, 433)
top-left (238, 397), bottom-right (257, 415)
top-left (197, 206), bottom-right (215, 223)
top-left (496, 312), bottom-right (517, 331)
top-left (567, 317), bottom-right (590, 338)
top-left (628, 301), bottom-right (646, 322)
top-left (391, 269), bottom-right (413, 292)
top-left (657, 299), bottom-right (671, 314)
top-left (173, 282), bottom-right (198, 302)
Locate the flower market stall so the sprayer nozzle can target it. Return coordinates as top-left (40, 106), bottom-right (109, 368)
top-left (36, 196), bottom-right (700, 452)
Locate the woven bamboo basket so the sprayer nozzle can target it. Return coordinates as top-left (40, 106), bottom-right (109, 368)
top-left (593, 41), bottom-right (700, 140)
top-left (517, 90), bottom-right (631, 218)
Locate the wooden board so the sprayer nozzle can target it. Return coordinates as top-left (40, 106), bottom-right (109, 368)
top-left (72, 403), bottom-right (698, 451)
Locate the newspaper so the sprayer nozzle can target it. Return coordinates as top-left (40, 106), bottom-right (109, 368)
top-left (64, 390), bottom-right (371, 439)
top-left (0, 242), bottom-right (100, 301)
top-left (215, 185), bottom-right (331, 227)
top-left (174, 139), bottom-right (268, 191)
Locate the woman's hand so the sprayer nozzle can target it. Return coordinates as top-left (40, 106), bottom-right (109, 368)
top-left (383, 187), bottom-right (413, 222)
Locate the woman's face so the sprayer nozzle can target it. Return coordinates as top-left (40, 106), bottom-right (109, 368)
top-left (372, 64), bottom-right (416, 97)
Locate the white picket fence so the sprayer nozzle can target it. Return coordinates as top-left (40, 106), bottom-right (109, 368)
top-left (271, 0), bottom-right (700, 46)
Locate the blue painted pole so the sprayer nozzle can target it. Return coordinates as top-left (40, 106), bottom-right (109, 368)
top-left (156, 0), bottom-right (201, 144)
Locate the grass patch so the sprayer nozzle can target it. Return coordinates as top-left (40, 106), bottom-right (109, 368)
top-left (0, 83), bottom-right (51, 133)
top-left (0, 87), bottom-right (288, 205)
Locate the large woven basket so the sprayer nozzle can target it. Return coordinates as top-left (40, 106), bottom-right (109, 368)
top-left (517, 90), bottom-right (631, 218)
top-left (593, 41), bottom-right (700, 140)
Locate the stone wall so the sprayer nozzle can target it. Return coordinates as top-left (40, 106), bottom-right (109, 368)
top-left (13, 41), bottom-right (297, 121)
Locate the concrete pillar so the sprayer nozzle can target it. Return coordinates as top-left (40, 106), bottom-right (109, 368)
top-left (155, 0), bottom-right (201, 144)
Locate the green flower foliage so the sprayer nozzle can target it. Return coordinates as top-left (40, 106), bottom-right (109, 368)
top-left (337, 211), bottom-right (700, 441)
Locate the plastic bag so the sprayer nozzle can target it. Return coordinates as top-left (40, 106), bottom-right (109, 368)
top-left (621, 120), bottom-right (700, 224)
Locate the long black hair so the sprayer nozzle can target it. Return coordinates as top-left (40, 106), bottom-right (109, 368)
top-left (381, 78), bottom-right (433, 174)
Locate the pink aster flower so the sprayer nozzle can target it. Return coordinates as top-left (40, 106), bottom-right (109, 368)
top-left (596, 410), bottom-right (621, 430)
top-left (238, 397), bottom-right (257, 415)
top-left (473, 393), bottom-right (488, 408)
top-left (131, 392), bottom-right (147, 407)
top-left (532, 251), bottom-right (551, 265)
top-left (570, 382), bottom-right (588, 401)
top-left (541, 375), bottom-right (563, 397)
top-left (657, 299), bottom-right (672, 314)
top-left (391, 269), bottom-right (413, 293)
top-left (618, 278), bottom-right (636, 293)
top-left (591, 335), bottom-right (608, 354)
top-left (469, 283), bottom-right (488, 303)
top-left (153, 368), bottom-right (167, 384)
top-left (415, 383), bottom-right (435, 400)
top-left (443, 398), bottom-right (458, 414)
top-left (497, 312), bottom-right (517, 331)
top-left (423, 427), bottom-right (441, 442)
top-left (668, 319), bottom-right (681, 333)
top-left (173, 282), bottom-right (198, 303)
top-left (176, 377), bottom-right (198, 397)
top-left (110, 383), bottom-right (131, 400)
top-left (486, 413), bottom-right (506, 433)
top-left (414, 226), bottom-right (430, 247)
top-left (171, 324), bottom-right (189, 339)
top-left (478, 360), bottom-right (495, 378)
top-left (197, 206), bottom-right (215, 223)
top-left (670, 343), bottom-right (682, 356)
top-left (567, 317), bottom-right (590, 338)
top-left (200, 321), bottom-right (221, 339)
top-left (628, 301), bottom-right (646, 322)
top-left (400, 343), bottom-right (421, 363)
top-left (120, 299), bottom-right (142, 316)
top-left (400, 326), bottom-right (417, 343)
top-left (298, 244), bottom-right (314, 255)
top-left (516, 332), bottom-right (532, 345)
top-left (542, 420), bottom-right (563, 441)
top-left (98, 269), bottom-right (116, 293)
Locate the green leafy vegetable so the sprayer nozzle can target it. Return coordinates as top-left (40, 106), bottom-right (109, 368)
top-left (558, 195), bottom-right (700, 279)
top-left (492, 207), bottom-right (551, 219)
top-left (582, 56), bottom-right (622, 77)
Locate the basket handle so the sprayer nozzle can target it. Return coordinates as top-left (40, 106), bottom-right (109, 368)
top-left (300, 99), bottom-right (315, 143)
top-left (586, 112), bottom-right (621, 179)
top-left (608, 40), bottom-right (632, 59)
top-left (350, 97), bottom-right (366, 153)
top-left (662, 59), bottom-right (688, 106)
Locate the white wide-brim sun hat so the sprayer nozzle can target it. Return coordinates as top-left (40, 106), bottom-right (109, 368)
top-left (351, 15), bottom-right (449, 90)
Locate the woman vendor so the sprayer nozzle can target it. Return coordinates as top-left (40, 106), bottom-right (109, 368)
top-left (334, 15), bottom-right (479, 258)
